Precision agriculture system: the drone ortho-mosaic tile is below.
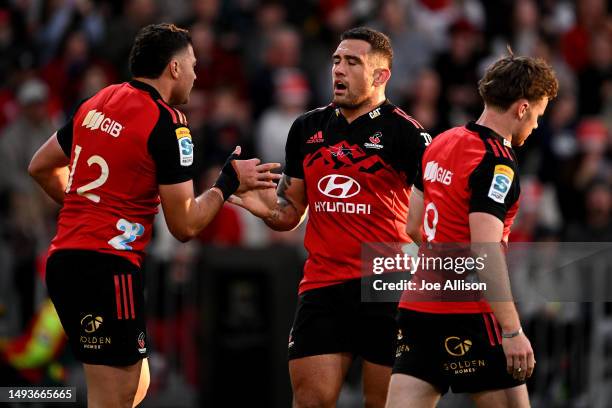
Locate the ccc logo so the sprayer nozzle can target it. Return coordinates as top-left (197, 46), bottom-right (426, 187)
top-left (444, 336), bottom-right (472, 357)
top-left (318, 175), bottom-right (361, 199)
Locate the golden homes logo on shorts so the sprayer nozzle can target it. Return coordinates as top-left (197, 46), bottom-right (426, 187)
top-left (443, 336), bottom-right (486, 375)
top-left (80, 314), bottom-right (111, 350)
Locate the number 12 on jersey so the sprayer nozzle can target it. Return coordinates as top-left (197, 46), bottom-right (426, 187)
top-left (65, 144), bottom-right (109, 203)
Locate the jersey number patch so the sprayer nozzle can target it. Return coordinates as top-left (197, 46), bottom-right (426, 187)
top-left (108, 219), bottom-right (145, 250)
top-left (65, 144), bottom-right (109, 203)
top-left (424, 202), bottom-right (439, 242)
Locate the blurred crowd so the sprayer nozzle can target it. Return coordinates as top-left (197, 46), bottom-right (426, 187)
top-left (0, 0), bottom-right (611, 404)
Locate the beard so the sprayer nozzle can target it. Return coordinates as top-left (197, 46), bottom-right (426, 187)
top-left (332, 91), bottom-right (368, 110)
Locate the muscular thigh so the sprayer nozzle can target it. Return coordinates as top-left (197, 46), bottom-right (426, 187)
top-left (289, 353), bottom-right (352, 405)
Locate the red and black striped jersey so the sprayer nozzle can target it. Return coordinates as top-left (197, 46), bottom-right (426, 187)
top-left (284, 101), bottom-right (431, 294)
top-left (400, 121), bottom-right (520, 314)
top-left (50, 80), bottom-right (193, 267)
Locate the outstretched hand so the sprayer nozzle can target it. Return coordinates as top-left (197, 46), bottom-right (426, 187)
top-left (229, 146), bottom-right (282, 193)
top-left (228, 187), bottom-right (278, 219)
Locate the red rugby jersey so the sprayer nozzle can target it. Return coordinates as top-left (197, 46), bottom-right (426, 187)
top-left (50, 80), bottom-right (194, 267)
top-left (284, 101), bottom-right (431, 294)
top-left (400, 122), bottom-right (520, 313)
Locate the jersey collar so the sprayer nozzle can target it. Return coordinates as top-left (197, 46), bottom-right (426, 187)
top-left (129, 79), bottom-right (163, 100)
top-left (466, 121), bottom-right (513, 148)
top-left (333, 99), bottom-right (393, 125)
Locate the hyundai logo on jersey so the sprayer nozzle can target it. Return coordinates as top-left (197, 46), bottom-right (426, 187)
top-left (317, 174), bottom-right (361, 199)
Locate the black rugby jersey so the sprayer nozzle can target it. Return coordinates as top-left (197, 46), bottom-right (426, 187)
top-left (284, 101), bottom-right (431, 293)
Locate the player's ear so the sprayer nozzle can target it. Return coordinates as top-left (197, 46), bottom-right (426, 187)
top-left (373, 67), bottom-right (391, 87)
top-left (169, 59), bottom-right (180, 80)
top-left (515, 99), bottom-right (529, 120)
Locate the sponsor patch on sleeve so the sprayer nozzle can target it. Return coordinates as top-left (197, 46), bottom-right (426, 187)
top-left (487, 164), bottom-right (514, 203)
top-left (175, 127), bottom-right (193, 167)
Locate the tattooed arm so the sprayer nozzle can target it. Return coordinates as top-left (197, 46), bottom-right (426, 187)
top-left (229, 174), bottom-right (308, 231)
top-left (264, 174), bottom-right (307, 231)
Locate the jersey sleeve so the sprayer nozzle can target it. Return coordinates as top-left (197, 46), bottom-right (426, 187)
top-left (147, 108), bottom-right (195, 185)
top-left (395, 116), bottom-right (431, 189)
top-left (56, 99), bottom-right (89, 156)
top-left (469, 152), bottom-right (520, 221)
top-left (284, 116), bottom-right (305, 179)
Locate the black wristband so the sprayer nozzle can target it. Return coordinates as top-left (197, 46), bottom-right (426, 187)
top-left (213, 153), bottom-right (240, 200)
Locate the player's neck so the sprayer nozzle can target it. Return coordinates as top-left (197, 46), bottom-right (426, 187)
top-left (475, 108), bottom-right (512, 143)
top-left (340, 94), bottom-right (386, 124)
top-left (132, 77), bottom-right (173, 104)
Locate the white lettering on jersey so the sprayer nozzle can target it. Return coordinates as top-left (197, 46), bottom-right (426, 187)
top-left (423, 161), bottom-right (453, 185)
top-left (313, 201), bottom-right (371, 215)
top-left (82, 109), bottom-right (124, 137)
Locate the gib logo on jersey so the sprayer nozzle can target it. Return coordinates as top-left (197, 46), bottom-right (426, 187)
top-left (175, 127), bottom-right (193, 167)
top-left (423, 161), bottom-right (453, 185)
top-left (364, 132), bottom-right (383, 149)
top-left (82, 110), bottom-right (123, 137)
top-left (315, 174), bottom-right (371, 214)
top-left (488, 164), bottom-right (514, 203)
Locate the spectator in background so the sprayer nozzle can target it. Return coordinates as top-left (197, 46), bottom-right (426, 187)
top-left (77, 65), bottom-right (112, 101)
top-left (251, 26), bottom-right (302, 119)
top-left (538, 92), bottom-right (581, 222)
top-left (36, 0), bottom-right (105, 65)
top-left (509, 177), bottom-right (562, 242)
top-left (256, 69), bottom-right (309, 166)
top-left (407, 68), bottom-right (445, 136)
top-left (370, 0), bottom-right (435, 106)
top-left (434, 18), bottom-right (483, 127)
top-left (0, 79), bottom-right (57, 199)
top-left (560, 0), bottom-right (608, 73)
top-left (102, 0), bottom-right (158, 80)
top-left (200, 86), bottom-right (252, 165)
top-left (183, 0), bottom-right (221, 30)
top-left (242, 1), bottom-right (287, 78)
top-left (565, 180), bottom-right (612, 242)
top-left (573, 119), bottom-right (611, 192)
top-left (510, 0), bottom-right (539, 56)
top-left (190, 22), bottom-right (247, 98)
top-left (41, 30), bottom-right (115, 114)
top-left (577, 31), bottom-right (612, 116)
top-left (0, 79), bottom-right (58, 334)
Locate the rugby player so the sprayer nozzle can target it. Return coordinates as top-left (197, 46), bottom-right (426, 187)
top-left (230, 27), bottom-right (431, 407)
top-left (29, 23), bottom-right (279, 408)
top-left (388, 53), bottom-right (558, 408)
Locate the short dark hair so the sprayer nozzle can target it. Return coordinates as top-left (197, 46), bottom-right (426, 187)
top-left (129, 23), bottom-right (191, 79)
top-left (478, 53), bottom-right (559, 110)
top-left (340, 27), bottom-right (393, 69)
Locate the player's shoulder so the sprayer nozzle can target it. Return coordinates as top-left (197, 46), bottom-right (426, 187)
top-left (382, 102), bottom-right (425, 131)
top-left (151, 99), bottom-right (189, 128)
top-left (298, 103), bottom-right (335, 123)
top-left (463, 122), bottom-right (518, 168)
top-left (288, 104), bottom-right (336, 136)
